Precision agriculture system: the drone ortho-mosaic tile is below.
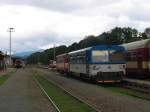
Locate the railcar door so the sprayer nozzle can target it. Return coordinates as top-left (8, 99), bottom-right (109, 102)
top-left (86, 51), bottom-right (89, 76)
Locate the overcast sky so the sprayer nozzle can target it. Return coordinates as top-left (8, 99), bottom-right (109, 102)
top-left (0, 0), bottom-right (150, 53)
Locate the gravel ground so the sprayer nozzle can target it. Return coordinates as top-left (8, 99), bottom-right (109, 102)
top-left (0, 68), bottom-right (55, 112)
top-left (36, 68), bottom-right (150, 112)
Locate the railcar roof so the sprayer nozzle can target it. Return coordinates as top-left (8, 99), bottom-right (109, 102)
top-left (122, 39), bottom-right (150, 50)
top-left (68, 47), bottom-right (91, 55)
top-left (56, 53), bottom-right (68, 57)
top-left (68, 45), bottom-right (124, 55)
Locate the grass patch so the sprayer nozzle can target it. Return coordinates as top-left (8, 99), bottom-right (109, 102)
top-left (0, 75), bottom-right (10, 86)
top-left (0, 69), bottom-right (16, 86)
top-left (99, 83), bottom-right (150, 101)
top-left (34, 75), bottom-right (96, 112)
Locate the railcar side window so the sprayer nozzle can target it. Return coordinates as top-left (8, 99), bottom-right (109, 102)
top-left (92, 50), bottom-right (109, 62)
top-left (70, 56), bottom-right (86, 64)
top-left (109, 50), bottom-right (125, 62)
top-left (77, 56), bottom-right (86, 64)
top-left (69, 52), bottom-right (87, 64)
top-left (56, 57), bottom-right (64, 63)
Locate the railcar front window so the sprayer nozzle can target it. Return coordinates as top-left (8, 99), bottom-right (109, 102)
top-left (92, 51), bottom-right (109, 62)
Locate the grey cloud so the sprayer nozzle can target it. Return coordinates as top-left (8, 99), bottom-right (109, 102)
top-left (11, 32), bottom-right (75, 52)
top-left (0, 0), bottom-right (80, 12)
top-left (0, 0), bottom-right (121, 12)
top-left (127, 7), bottom-right (150, 22)
top-left (14, 33), bottom-right (58, 51)
top-left (0, 32), bottom-right (58, 52)
top-left (91, 1), bottom-right (150, 23)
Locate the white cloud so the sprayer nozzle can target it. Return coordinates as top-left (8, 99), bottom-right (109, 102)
top-left (0, 5), bottom-right (115, 52)
top-left (0, 0), bottom-right (150, 52)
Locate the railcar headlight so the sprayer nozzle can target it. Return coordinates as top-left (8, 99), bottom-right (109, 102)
top-left (120, 65), bottom-right (126, 69)
top-left (93, 65), bottom-right (100, 70)
top-left (108, 66), bottom-right (111, 69)
top-left (123, 65), bottom-right (126, 68)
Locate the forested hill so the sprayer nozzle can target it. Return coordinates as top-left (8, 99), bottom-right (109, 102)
top-left (27, 27), bottom-right (150, 64)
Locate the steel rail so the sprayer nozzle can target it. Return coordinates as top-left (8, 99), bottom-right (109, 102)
top-left (44, 75), bottom-right (99, 112)
top-left (33, 76), bottom-right (61, 112)
top-left (123, 78), bottom-right (150, 93)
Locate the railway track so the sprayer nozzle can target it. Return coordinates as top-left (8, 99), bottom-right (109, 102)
top-left (33, 76), bottom-right (61, 112)
top-left (33, 67), bottom-right (150, 112)
top-left (43, 66), bottom-right (150, 94)
top-left (33, 74), bottom-right (98, 112)
top-left (123, 78), bottom-right (150, 93)
top-left (44, 76), bottom-right (99, 112)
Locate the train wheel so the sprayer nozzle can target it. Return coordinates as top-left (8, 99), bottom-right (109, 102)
top-left (80, 73), bottom-right (84, 79)
top-left (90, 76), bottom-right (97, 83)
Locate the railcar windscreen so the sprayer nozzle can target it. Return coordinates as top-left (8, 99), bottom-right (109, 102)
top-left (92, 50), bottom-right (109, 62)
top-left (92, 50), bottom-right (125, 63)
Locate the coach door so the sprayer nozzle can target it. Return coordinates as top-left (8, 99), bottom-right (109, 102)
top-left (137, 49), bottom-right (143, 74)
top-left (148, 45), bottom-right (150, 77)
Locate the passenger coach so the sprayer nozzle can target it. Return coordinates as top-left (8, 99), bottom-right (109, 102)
top-left (68, 45), bottom-right (126, 82)
top-left (56, 53), bottom-right (69, 73)
top-left (122, 39), bottom-right (150, 78)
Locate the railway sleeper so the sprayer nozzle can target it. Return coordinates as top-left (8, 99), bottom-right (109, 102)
top-left (125, 82), bottom-right (150, 93)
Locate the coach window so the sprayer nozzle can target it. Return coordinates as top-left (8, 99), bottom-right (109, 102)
top-left (56, 58), bottom-right (60, 63)
top-left (70, 57), bottom-right (75, 64)
top-left (126, 52), bottom-right (131, 60)
top-left (82, 56), bottom-right (86, 63)
top-left (70, 57), bottom-right (73, 63)
top-left (58, 58), bottom-right (61, 63)
top-left (130, 52), bottom-right (137, 61)
top-left (77, 56), bottom-right (85, 64)
top-left (61, 57), bottom-right (63, 63)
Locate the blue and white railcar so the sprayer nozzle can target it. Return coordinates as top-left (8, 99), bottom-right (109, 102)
top-left (68, 45), bottom-right (126, 82)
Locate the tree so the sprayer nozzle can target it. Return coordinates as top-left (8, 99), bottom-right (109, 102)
top-left (27, 27), bottom-right (147, 65)
top-left (122, 27), bottom-right (138, 43)
top-left (144, 28), bottom-right (150, 38)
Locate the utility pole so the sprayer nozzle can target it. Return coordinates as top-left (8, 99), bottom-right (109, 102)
top-left (8, 28), bottom-right (14, 66)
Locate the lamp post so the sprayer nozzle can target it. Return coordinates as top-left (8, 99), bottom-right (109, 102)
top-left (8, 28), bottom-right (14, 65)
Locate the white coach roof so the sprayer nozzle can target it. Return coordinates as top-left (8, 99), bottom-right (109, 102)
top-left (122, 39), bottom-right (150, 50)
top-left (68, 47), bottom-right (91, 55)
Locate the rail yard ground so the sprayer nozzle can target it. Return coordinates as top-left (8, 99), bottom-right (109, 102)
top-left (0, 67), bottom-right (149, 112)
top-left (33, 67), bottom-right (150, 112)
top-left (0, 69), bottom-right (55, 112)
